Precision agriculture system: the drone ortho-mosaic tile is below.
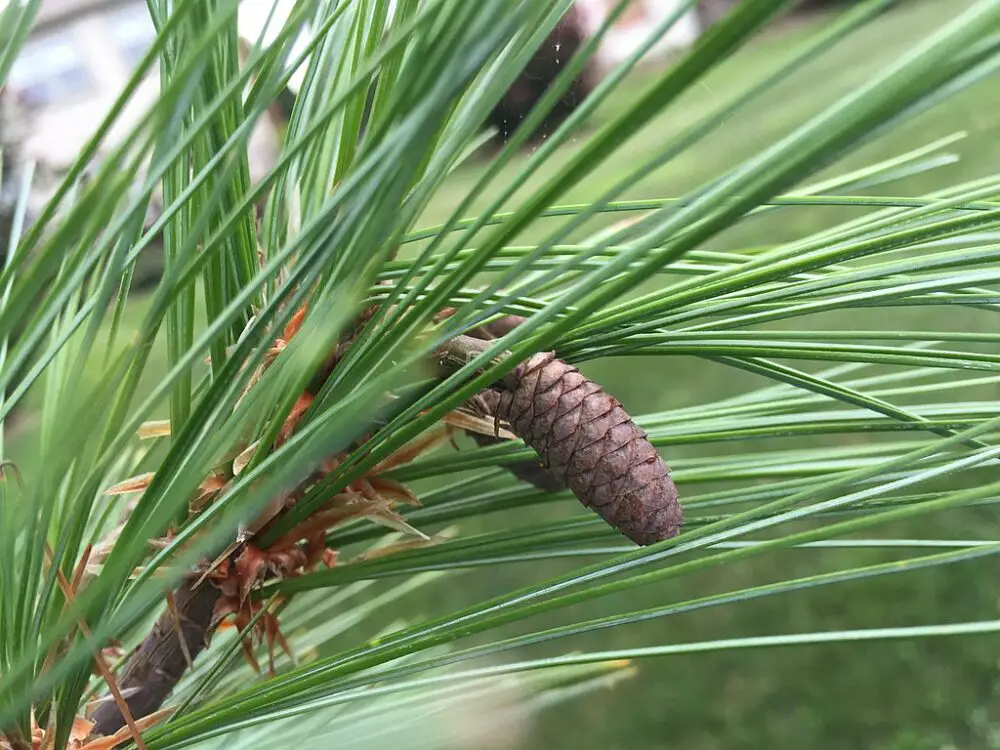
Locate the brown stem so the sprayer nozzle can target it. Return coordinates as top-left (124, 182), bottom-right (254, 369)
top-left (90, 296), bottom-right (403, 737)
top-left (433, 332), bottom-right (506, 376)
top-left (89, 579), bottom-right (221, 736)
top-left (91, 297), bottom-right (396, 736)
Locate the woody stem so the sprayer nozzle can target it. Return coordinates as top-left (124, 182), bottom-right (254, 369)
top-left (433, 333), bottom-right (509, 378)
top-left (89, 578), bottom-right (220, 736)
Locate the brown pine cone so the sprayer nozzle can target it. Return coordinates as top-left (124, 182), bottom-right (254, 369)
top-left (468, 389), bottom-right (566, 493)
top-left (456, 313), bottom-right (566, 492)
top-left (467, 314), bottom-right (527, 341)
top-left (493, 352), bottom-right (681, 546)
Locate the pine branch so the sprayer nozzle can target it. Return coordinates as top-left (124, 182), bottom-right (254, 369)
top-left (89, 578), bottom-right (220, 736)
top-left (89, 306), bottom-right (685, 738)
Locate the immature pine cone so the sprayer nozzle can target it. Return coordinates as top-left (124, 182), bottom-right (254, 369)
top-left (469, 389), bottom-right (566, 493)
top-left (494, 352), bottom-right (681, 546)
top-left (467, 314), bottom-right (527, 341)
top-left (459, 313), bottom-right (565, 492)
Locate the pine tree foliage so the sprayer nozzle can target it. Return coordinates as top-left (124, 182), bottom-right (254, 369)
top-left (2, 0), bottom-right (1000, 747)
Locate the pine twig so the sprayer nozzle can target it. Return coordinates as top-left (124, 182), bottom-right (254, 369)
top-left (88, 308), bottom-right (679, 738)
top-left (89, 579), bottom-right (220, 737)
top-left (45, 544), bottom-right (152, 750)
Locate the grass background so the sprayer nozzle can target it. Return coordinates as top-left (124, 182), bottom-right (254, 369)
top-left (9, 0), bottom-right (1000, 747)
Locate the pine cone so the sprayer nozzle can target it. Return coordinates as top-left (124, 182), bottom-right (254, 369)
top-left (457, 313), bottom-right (566, 492)
top-left (467, 314), bottom-right (527, 341)
top-left (468, 389), bottom-right (566, 493)
top-left (494, 352), bottom-right (681, 546)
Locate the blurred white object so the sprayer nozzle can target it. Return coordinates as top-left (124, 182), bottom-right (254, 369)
top-left (6, 0), bottom-right (708, 204)
top-left (574, 0), bottom-right (702, 73)
top-left (6, 0), bottom-right (286, 207)
top-left (237, 0), bottom-right (308, 94)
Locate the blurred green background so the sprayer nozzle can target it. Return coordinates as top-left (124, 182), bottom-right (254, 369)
top-left (10, 0), bottom-right (1000, 747)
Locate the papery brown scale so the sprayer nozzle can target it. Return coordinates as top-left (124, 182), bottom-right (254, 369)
top-left (282, 304), bottom-right (308, 341)
top-left (494, 352), bottom-right (681, 546)
top-left (277, 393), bottom-right (314, 447)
